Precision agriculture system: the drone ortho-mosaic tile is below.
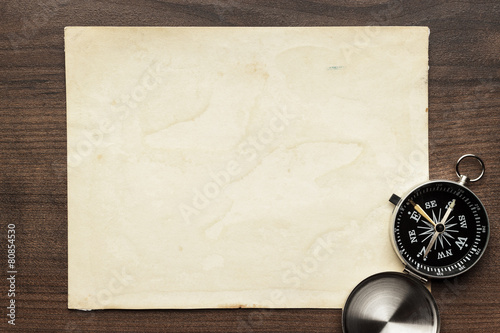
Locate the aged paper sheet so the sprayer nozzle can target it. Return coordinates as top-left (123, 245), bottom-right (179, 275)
top-left (66, 27), bottom-right (429, 309)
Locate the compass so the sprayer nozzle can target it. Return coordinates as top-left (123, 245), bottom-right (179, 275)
top-left (389, 154), bottom-right (489, 278)
top-left (342, 154), bottom-right (490, 333)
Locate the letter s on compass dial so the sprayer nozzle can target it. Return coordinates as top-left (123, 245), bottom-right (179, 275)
top-left (390, 180), bottom-right (489, 278)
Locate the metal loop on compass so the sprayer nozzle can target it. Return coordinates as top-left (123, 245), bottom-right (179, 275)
top-left (456, 154), bottom-right (485, 182)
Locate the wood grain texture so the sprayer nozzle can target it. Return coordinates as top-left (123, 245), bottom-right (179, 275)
top-left (0, 0), bottom-right (499, 332)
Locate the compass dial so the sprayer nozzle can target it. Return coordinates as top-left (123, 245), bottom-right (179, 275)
top-left (391, 180), bottom-right (489, 278)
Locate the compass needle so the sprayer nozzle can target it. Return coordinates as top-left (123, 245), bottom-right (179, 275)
top-left (440, 199), bottom-right (456, 225)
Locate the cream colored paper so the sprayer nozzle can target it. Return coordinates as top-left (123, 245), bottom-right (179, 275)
top-left (66, 27), bottom-right (429, 309)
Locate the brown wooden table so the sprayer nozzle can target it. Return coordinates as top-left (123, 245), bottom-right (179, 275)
top-left (1, 1), bottom-right (499, 332)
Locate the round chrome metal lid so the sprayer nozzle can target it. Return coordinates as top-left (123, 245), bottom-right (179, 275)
top-left (342, 272), bottom-right (439, 333)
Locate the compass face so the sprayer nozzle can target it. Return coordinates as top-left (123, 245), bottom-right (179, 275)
top-left (391, 180), bottom-right (489, 278)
